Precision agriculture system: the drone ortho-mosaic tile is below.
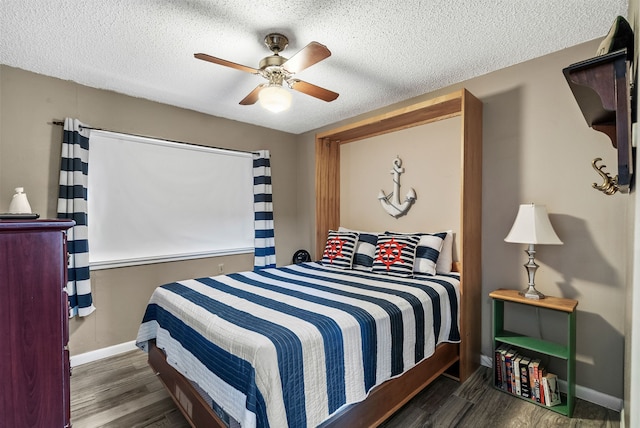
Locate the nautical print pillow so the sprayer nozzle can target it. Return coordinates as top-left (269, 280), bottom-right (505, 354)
top-left (321, 230), bottom-right (359, 269)
top-left (372, 234), bottom-right (421, 277)
top-left (385, 231), bottom-right (447, 276)
top-left (338, 226), bottom-right (378, 271)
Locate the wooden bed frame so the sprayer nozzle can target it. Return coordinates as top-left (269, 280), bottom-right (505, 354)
top-left (147, 88), bottom-right (482, 427)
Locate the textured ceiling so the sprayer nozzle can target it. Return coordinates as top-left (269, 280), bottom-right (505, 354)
top-left (0, 1), bottom-right (628, 134)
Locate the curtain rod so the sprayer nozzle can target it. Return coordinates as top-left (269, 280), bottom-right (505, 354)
top-left (50, 120), bottom-right (260, 156)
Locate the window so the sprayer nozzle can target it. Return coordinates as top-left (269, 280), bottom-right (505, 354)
top-left (87, 130), bottom-right (254, 269)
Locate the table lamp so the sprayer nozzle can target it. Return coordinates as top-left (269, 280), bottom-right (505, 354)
top-left (504, 203), bottom-right (563, 299)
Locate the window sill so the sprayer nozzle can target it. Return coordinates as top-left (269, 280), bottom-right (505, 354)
top-left (89, 247), bottom-right (254, 270)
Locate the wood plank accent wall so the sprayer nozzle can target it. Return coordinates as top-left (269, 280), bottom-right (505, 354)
top-left (315, 137), bottom-right (341, 259)
top-left (314, 88), bottom-right (482, 382)
top-left (459, 90), bottom-right (483, 383)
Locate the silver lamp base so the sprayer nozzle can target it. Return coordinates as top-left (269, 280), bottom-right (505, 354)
top-left (519, 285), bottom-right (545, 300)
top-left (519, 244), bottom-right (546, 300)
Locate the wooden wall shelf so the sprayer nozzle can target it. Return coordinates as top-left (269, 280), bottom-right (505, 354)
top-left (563, 49), bottom-right (633, 193)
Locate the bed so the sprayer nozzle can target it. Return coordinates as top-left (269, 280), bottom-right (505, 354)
top-left (137, 88), bottom-right (482, 427)
top-left (137, 262), bottom-right (462, 427)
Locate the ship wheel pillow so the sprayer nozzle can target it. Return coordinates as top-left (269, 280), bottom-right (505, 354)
top-left (372, 234), bottom-right (421, 277)
top-left (321, 230), bottom-right (359, 269)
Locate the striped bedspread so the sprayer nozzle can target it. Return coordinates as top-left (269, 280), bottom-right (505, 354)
top-left (136, 262), bottom-right (460, 428)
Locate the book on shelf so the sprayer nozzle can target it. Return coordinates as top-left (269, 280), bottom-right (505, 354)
top-left (542, 373), bottom-right (562, 407)
top-left (505, 348), bottom-right (517, 394)
top-left (514, 354), bottom-right (523, 396)
top-left (494, 343), bottom-right (509, 389)
top-left (530, 359), bottom-right (542, 403)
top-left (499, 345), bottom-right (508, 390)
top-left (538, 366), bottom-right (547, 405)
top-left (519, 356), bottom-right (531, 399)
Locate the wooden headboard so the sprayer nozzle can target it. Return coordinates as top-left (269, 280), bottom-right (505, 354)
top-left (314, 88), bottom-right (482, 382)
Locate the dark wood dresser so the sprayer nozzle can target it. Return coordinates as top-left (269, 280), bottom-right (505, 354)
top-left (0, 219), bottom-right (75, 427)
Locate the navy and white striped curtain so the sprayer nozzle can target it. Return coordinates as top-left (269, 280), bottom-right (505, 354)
top-left (57, 118), bottom-right (95, 318)
top-left (253, 150), bottom-right (276, 270)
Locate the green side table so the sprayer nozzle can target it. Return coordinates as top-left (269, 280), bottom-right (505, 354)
top-left (490, 288), bottom-right (578, 417)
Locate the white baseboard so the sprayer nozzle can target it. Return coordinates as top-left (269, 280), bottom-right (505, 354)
top-left (480, 354), bottom-right (493, 367)
top-left (570, 381), bottom-right (623, 412)
top-left (480, 354), bottom-right (623, 412)
top-left (70, 340), bottom-right (138, 367)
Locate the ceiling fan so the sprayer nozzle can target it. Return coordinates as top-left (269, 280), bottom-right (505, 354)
top-left (195, 33), bottom-right (339, 112)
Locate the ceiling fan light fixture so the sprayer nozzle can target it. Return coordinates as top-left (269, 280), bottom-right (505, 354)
top-left (195, 33), bottom-right (337, 108)
top-left (258, 84), bottom-right (292, 113)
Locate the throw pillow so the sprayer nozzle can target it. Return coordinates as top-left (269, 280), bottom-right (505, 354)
top-left (321, 230), bottom-right (359, 269)
top-left (372, 234), bottom-right (420, 277)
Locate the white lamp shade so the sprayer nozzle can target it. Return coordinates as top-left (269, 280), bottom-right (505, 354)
top-left (258, 85), bottom-right (292, 113)
top-left (504, 203), bottom-right (563, 245)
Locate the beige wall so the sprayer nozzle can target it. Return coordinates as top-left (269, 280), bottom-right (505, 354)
top-left (0, 65), bottom-right (307, 354)
top-left (299, 39), bottom-right (627, 399)
top-left (340, 117), bottom-right (462, 243)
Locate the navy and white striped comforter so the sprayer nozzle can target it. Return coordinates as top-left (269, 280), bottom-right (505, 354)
top-left (136, 262), bottom-right (460, 428)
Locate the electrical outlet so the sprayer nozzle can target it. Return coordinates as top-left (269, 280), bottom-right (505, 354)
top-left (218, 263), bottom-right (224, 274)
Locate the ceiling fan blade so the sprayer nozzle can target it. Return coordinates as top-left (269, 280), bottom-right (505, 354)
top-left (239, 85), bottom-right (265, 105)
top-left (194, 53), bottom-right (258, 74)
top-left (290, 79), bottom-right (339, 102)
top-left (282, 42), bottom-right (331, 74)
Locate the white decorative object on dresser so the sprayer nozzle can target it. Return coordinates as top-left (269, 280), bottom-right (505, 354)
top-left (8, 187), bottom-right (32, 213)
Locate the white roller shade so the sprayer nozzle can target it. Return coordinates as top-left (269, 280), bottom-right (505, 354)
top-left (87, 130), bottom-right (254, 269)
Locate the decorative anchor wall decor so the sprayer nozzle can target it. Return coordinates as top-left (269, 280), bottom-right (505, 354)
top-left (378, 156), bottom-right (416, 217)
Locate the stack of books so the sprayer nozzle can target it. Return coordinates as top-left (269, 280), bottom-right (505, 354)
top-left (494, 344), bottom-right (561, 407)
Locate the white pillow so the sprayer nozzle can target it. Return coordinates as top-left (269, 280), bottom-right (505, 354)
top-left (436, 230), bottom-right (454, 274)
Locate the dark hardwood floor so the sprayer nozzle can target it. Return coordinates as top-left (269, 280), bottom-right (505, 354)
top-left (70, 350), bottom-right (620, 427)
